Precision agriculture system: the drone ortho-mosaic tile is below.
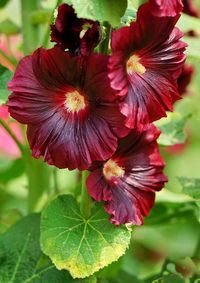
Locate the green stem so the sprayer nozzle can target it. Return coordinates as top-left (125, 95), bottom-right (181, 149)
top-left (53, 167), bottom-right (59, 194)
top-left (99, 22), bottom-right (111, 54)
top-left (80, 171), bottom-right (92, 219)
top-left (26, 157), bottom-right (52, 213)
top-left (0, 119), bottom-right (24, 154)
top-left (21, 0), bottom-right (40, 55)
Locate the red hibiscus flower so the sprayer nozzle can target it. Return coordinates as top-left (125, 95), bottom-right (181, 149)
top-left (51, 3), bottom-right (101, 55)
top-left (108, 2), bottom-right (187, 130)
top-left (86, 125), bottom-right (168, 225)
top-left (178, 64), bottom-right (194, 95)
top-left (149, 0), bottom-right (183, 17)
top-left (8, 47), bottom-right (128, 170)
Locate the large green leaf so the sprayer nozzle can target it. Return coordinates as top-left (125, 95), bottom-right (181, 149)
top-left (66, 0), bottom-right (127, 27)
top-left (0, 65), bottom-right (13, 104)
top-left (155, 112), bottom-right (190, 146)
top-left (178, 177), bottom-right (200, 201)
top-left (0, 214), bottom-right (96, 282)
top-left (40, 195), bottom-right (131, 278)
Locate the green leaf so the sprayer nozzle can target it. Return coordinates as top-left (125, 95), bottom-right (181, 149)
top-left (0, 214), bottom-right (96, 282)
top-left (0, 0), bottom-right (10, 8)
top-left (178, 177), bottom-right (200, 200)
top-left (0, 65), bottom-right (13, 104)
top-left (152, 274), bottom-right (184, 283)
top-left (0, 19), bottom-right (20, 35)
top-left (66, 0), bottom-right (127, 27)
top-left (40, 195), bottom-right (131, 278)
top-left (30, 9), bottom-right (52, 25)
top-left (155, 112), bottom-right (190, 146)
top-left (0, 209), bottom-right (22, 234)
top-left (0, 158), bottom-right (25, 183)
top-left (120, 8), bottom-right (136, 26)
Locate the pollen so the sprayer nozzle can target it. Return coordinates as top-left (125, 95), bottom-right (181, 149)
top-left (65, 90), bottom-right (86, 113)
top-left (126, 54), bottom-right (146, 75)
top-left (103, 159), bottom-right (125, 180)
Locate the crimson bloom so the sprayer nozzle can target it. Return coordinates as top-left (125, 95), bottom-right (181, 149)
top-left (8, 47), bottom-right (128, 170)
top-left (51, 3), bottom-right (101, 55)
top-left (108, 2), bottom-right (187, 129)
top-left (86, 125), bottom-right (167, 225)
top-left (149, 0), bottom-right (183, 17)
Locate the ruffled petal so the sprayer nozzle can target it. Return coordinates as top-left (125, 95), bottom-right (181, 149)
top-left (109, 2), bottom-right (187, 129)
top-left (149, 0), bottom-right (183, 17)
top-left (8, 47), bottom-right (125, 170)
top-left (87, 125), bottom-right (168, 225)
top-left (51, 3), bottom-right (101, 55)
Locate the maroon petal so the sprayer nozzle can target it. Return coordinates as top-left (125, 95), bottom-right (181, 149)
top-left (8, 56), bottom-right (56, 124)
top-left (87, 125), bottom-right (168, 225)
top-left (109, 2), bottom-right (187, 129)
top-left (51, 3), bottom-right (101, 55)
top-left (149, 0), bottom-right (183, 17)
top-left (8, 47), bottom-right (126, 170)
top-left (27, 113), bottom-right (118, 170)
top-left (177, 64), bottom-right (194, 95)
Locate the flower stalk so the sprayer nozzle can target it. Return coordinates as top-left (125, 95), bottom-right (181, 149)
top-left (21, 0), bottom-right (40, 55)
top-left (99, 22), bottom-right (111, 54)
top-left (26, 156), bottom-right (52, 213)
top-left (80, 171), bottom-right (92, 219)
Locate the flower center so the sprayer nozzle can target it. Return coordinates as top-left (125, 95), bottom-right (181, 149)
top-left (65, 90), bottom-right (86, 113)
top-left (103, 159), bottom-right (125, 180)
top-left (126, 54), bottom-right (146, 75)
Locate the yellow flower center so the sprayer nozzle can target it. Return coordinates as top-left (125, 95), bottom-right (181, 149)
top-left (103, 159), bottom-right (125, 180)
top-left (126, 54), bottom-right (146, 75)
top-left (65, 90), bottom-right (86, 113)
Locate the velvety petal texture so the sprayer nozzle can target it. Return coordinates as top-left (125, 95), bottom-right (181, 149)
top-left (51, 3), bottom-right (101, 55)
top-left (87, 125), bottom-right (168, 225)
top-left (108, 2), bottom-right (187, 129)
top-left (149, 0), bottom-right (183, 17)
top-left (8, 47), bottom-right (128, 170)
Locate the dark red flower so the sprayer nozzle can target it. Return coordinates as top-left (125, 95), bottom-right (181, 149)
top-left (108, 2), bottom-right (187, 130)
top-left (86, 125), bottom-right (168, 225)
top-left (149, 0), bottom-right (183, 17)
top-left (8, 47), bottom-right (129, 170)
top-left (51, 3), bottom-right (101, 55)
top-left (183, 0), bottom-right (199, 17)
top-left (177, 64), bottom-right (194, 95)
